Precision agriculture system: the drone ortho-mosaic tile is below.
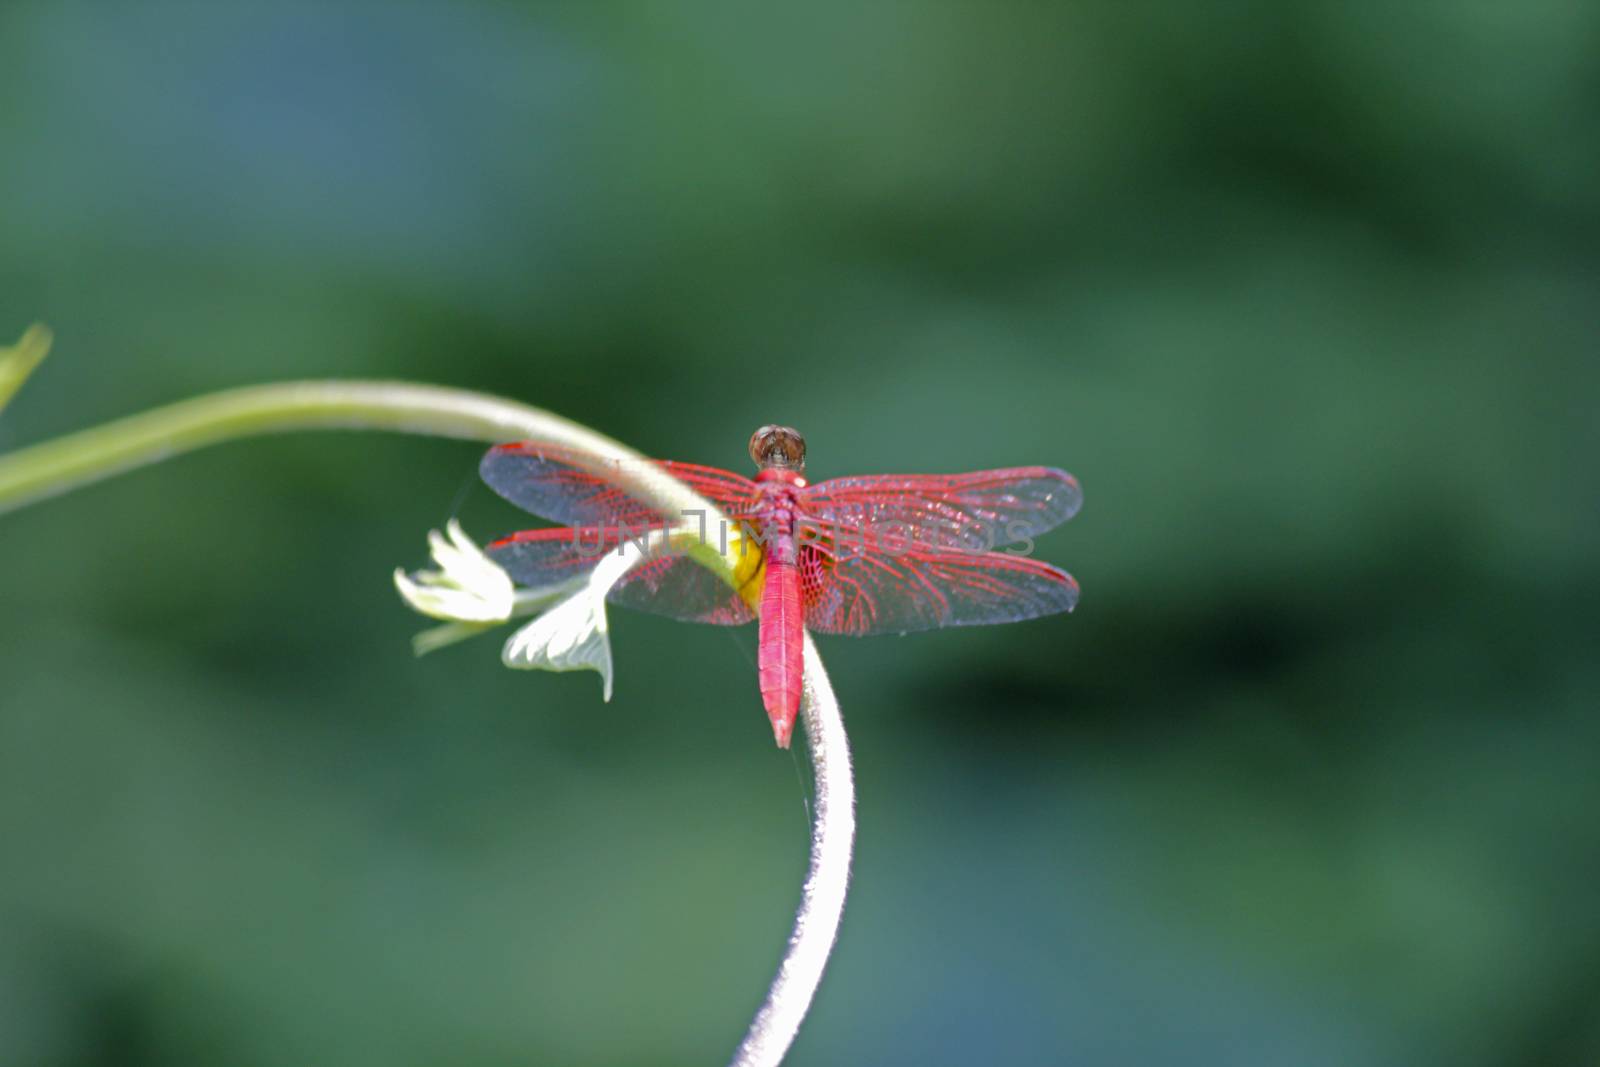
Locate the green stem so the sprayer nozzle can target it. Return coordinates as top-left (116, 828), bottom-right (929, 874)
top-left (0, 381), bottom-right (719, 544)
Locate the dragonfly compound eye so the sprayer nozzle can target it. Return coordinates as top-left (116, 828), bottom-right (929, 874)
top-left (749, 425), bottom-right (807, 471)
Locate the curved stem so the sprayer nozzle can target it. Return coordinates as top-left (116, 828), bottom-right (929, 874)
top-left (0, 379), bottom-right (855, 1065)
top-left (730, 633), bottom-right (855, 1067)
top-left (0, 381), bottom-right (716, 519)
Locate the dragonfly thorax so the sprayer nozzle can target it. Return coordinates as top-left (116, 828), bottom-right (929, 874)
top-left (755, 467), bottom-right (807, 487)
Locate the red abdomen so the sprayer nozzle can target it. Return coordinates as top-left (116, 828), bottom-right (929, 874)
top-left (757, 556), bottom-right (803, 748)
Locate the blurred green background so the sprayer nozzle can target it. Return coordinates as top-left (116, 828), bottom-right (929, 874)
top-left (3, 4), bottom-right (1597, 1065)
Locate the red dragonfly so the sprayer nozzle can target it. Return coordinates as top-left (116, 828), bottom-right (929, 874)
top-left (482, 426), bottom-right (1081, 747)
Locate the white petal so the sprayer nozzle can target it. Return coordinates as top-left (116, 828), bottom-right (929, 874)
top-left (436, 520), bottom-right (514, 599)
top-left (394, 520), bottom-right (514, 623)
top-left (498, 545), bottom-right (640, 701)
top-left (502, 596), bottom-right (614, 700)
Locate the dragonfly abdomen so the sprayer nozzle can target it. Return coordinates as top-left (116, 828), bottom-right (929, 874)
top-left (755, 492), bottom-right (804, 748)
top-left (757, 555), bottom-right (803, 748)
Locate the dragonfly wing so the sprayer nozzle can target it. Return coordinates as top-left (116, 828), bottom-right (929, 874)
top-left (798, 468), bottom-right (1081, 552)
top-left (487, 527), bottom-right (756, 626)
top-left (799, 536), bottom-right (1078, 635)
top-left (481, 442), bottom-right (759, 528)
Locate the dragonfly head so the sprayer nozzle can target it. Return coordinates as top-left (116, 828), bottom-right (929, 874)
top-left (749, 424), bottom-right (806, 472)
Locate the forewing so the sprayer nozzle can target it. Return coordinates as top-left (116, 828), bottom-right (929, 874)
top-left (486, 527), bottom-right (755, 626)
top-left (481, 442), bottom-right (759, 527)
top-left (798, 467), bottom-right (1081, 553)
top-left (799, 537), bottom-right (1078, 635)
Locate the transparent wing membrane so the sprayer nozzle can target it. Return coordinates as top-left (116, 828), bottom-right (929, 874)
top-left (481, 442), bottom-right (758, 527)
top-left (486, 527), bottom-right (756, 626)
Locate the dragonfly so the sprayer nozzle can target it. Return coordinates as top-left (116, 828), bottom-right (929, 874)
top-left (481, 425), bottom-right (1081, 748)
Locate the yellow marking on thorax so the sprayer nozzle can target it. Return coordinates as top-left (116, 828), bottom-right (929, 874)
top-left (732, 535), bottom-right (767, 612)
top-left (671, 521), bottom-right (767, 614)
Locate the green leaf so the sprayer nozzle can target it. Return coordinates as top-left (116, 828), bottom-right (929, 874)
top-left (0, 324), bottom-right (53, 414)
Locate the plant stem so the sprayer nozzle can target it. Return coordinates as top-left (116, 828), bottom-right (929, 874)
top-left (0, 379), bottom-right (854, 1066)
top-left (0, 381), bottom-right (708, 518)
top-left (730, 633), bottom-right (855, 1067)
